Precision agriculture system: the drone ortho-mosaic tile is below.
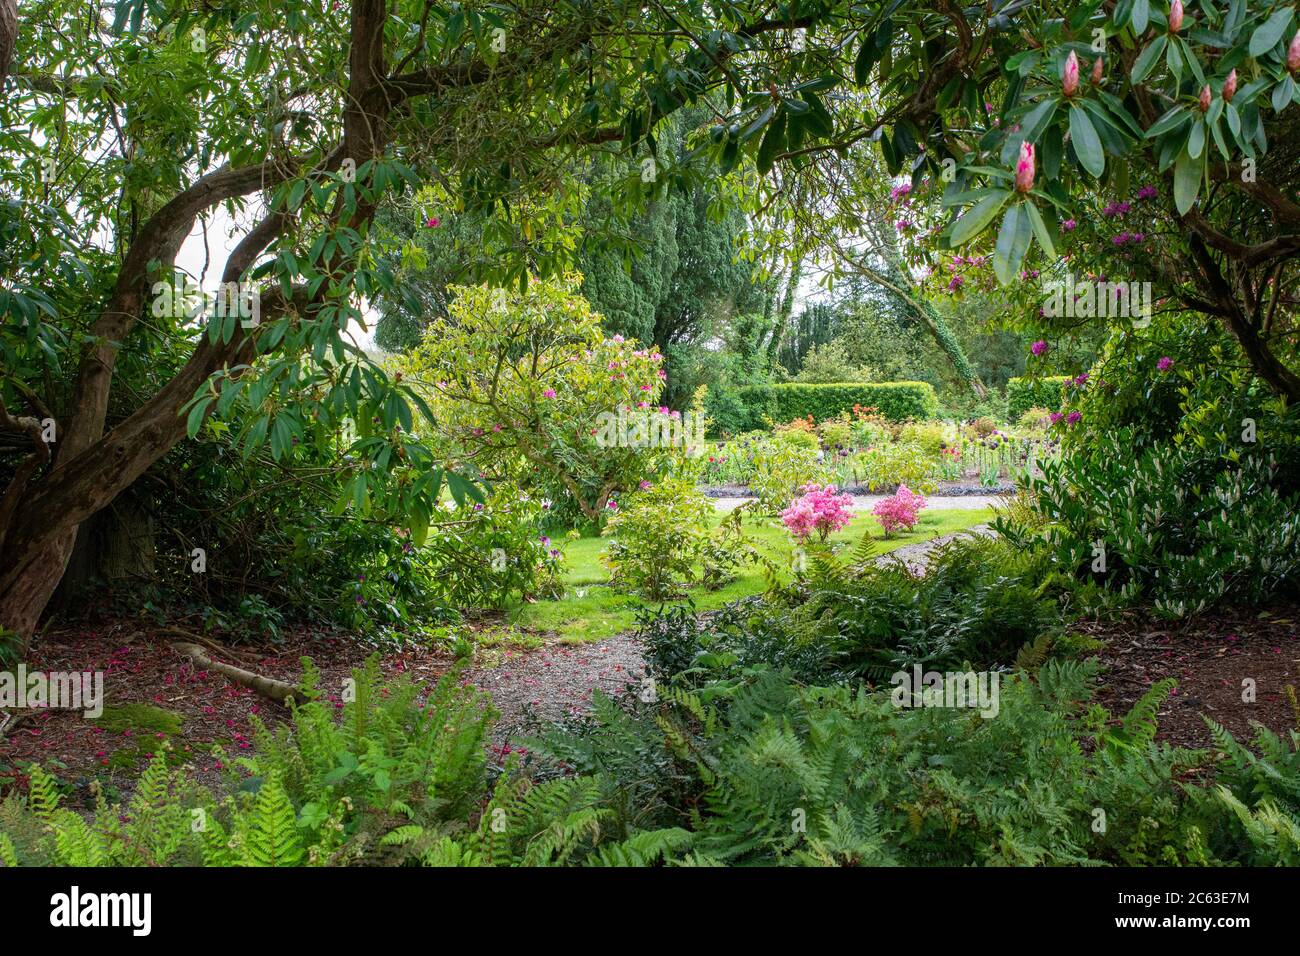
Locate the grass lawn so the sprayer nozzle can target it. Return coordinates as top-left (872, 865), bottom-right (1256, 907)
top-left (493, 505), bottom-right (996, 644)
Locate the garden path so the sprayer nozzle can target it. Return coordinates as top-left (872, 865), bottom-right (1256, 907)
top-left (475, 522), bottom-right (993, 741)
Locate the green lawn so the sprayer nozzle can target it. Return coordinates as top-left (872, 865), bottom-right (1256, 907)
top-left (494, 505), bottom-right (996, 644)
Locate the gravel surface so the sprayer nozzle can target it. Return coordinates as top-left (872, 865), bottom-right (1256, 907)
top-left (711, 493), bottom-right (1006, 513)
top-left (468, 635), bottom-right (646, 744)
top-left (475, 525), bottom-right (996, 742)
top-left (702, 482), bottom-right (1014, 498)
top-left (876, 525), bottom-right (995, 574)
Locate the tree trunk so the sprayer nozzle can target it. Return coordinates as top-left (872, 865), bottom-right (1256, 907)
top-left (0, 533), bottom-right (76, 643)
top-left (50, 494), bottom-right (156, 611)
top-left (0, 0), bottom-right (16, 89)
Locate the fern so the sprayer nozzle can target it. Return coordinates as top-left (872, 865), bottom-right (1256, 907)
top-left (240, 773), bottom-right (304, 867)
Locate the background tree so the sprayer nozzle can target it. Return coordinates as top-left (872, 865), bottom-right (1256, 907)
top-left (2, 0), bottom-right (869, 643)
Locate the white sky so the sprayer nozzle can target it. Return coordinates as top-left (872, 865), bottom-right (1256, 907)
top-left (173, 200), bottom-right (378, 350)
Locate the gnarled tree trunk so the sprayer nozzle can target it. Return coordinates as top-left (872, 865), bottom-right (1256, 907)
top-left (0, 0), bottom-right (17, 89)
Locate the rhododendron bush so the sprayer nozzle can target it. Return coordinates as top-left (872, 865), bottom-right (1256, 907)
top-left (872, 485), bottom-right (929, 537)
top-left (394, 276), bottom-right (677, 523)
top-left (781, 484), bottom-right (855, 543)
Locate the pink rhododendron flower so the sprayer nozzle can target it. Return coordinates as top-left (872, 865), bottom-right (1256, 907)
top-left (1062, 51), bottom-right (1080, 97)
top-left (1223, 69), bottom-right (1238, 102)
top-left (1091, 56), bottom-right (1104, 84)
top-left (872, 485), bottom-right (928, 537)
top-left (1031, 340), bottom-right (1048, 356)
top-left (1014, 141), bottom-right (1035, 193)
top-left (543, 388), bottom-right (556, 398)
top-left (1169, 0), bottom-right (1184, 33)
top-left (1157, 356), bottom-right (1174, 371)
top-left (781, 484), bottom-right (855, 543)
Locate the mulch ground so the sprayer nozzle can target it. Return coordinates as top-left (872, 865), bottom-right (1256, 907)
top-left (0, 616), bottom-right (642, 807)
top-left (4, 597), bottom-right (1297, 807)
top-left (1088, 600), bottom-right (1300, 749)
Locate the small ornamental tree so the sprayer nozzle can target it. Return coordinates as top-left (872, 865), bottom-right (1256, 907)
top-left (872, 484), bottom-right (928, 537)
top-left (396, 275), bottom-right (674, 521)
top-left (781, 483), bottom-right (856, 543)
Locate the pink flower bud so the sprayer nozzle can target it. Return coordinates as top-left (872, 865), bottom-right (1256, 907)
top-left (1091, 56), bottom-right (1104, 84)
top-left (1015, 141), bottom-right (1035, 192)
top-left (1169, 0), bottom-right (1184, 33)
top-left (1063, 51), bottom-right (1080, 97)
top-left (1222, 69), bottom-right (1237, 102)
top-left (1198, 83), bottom-right (1212, 112)
top-left (1289, 29), bottom-right (1300, 74)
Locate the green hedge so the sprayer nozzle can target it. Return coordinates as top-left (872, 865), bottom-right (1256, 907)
top-left (1006, 376), bottom-right (1070, 421)
top-left (728, 382), bottom-right (939, 432)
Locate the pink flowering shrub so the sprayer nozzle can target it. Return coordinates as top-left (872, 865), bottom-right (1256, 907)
top-left (872, 485), bottom-right (928, 537)
top-left (781, 483), bottom-right (855, 543)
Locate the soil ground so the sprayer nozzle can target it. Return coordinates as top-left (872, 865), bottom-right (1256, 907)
top-left (5, 560), bottom-right (1297, 806)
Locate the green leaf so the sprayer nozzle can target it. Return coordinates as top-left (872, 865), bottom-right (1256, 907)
top-left (756, 111), bottom-right (787, 174)
top-left (992, 204), bottom-right (1032, 285)
top-left (1068, 105), bottom-right (1105, 177)
top-left (1272, 75), bottom-right (1295, 113)
top-left (1173, 148), bottom-right (1201, 214)
top-left (1131, 0), bottom-right (1150, 34)
top-left (186, 397), bottom-right (212, 439)
top-left (1023, 201), bottom-right (1057, 260)
top-left (1187, 117), bottom-right (1206, 159)
top-left (1248, 8), bottom-right (1293, 57)
top-left (1131, 35), bottom-right (1167, 84)
top-left (1226, 101), bottom-right (1241, 137)
top-left (950, 190), bottom-right (1011, 246)
top-left (1145, 104), bottom-right (1190, 138)
top-left (1019, 98), bottom-right (1059, 144)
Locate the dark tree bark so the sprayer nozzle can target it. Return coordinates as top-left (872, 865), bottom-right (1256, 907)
top-left (0, 0), bottom-right (16, 89)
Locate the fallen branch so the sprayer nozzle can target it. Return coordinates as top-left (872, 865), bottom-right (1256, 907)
top-left (157, 626), bottom-right (256, 665)
top-left (170, 642), bottom-right (306, 707)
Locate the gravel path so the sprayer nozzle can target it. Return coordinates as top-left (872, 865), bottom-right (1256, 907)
top-left (875, 524), bottom-right (995, 574)
top-left (474, 523), bottom-right (995, 740)
top-left (468, 636), bottom-right (647, 743)
top-left (711, 493), bottom-right (1005, 513)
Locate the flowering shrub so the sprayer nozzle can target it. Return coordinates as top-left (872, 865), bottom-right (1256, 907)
top-left (781, 483), bottom-right (855, 543)
top-left (872, 484), bottom-right (928, 537)
top-left (772, 418), bottom-right (821, 451)
top-left (749, 438), bottom-right (829, 513)
top-left (395, 275), bottom-right (672, 523)
top-left (422, 490), bottom-right (565, 609)
top-left (898, 420), bottom-right (952, 455)
top-left (1017, 407), bottom-right (1054, 434)
top-left (601, 476), bottom-right (712, 600)
top-left (856, 442), bottom-right (940, 494)
top-left (816, 416), bottom-right (853, 449)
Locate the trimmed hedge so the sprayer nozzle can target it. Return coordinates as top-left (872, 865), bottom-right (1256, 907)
top-left (1006, 376), bottom-right (1070, 421)
top-left (730, 382), bottom-right (940, 431)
